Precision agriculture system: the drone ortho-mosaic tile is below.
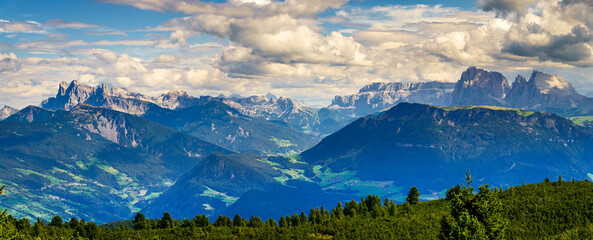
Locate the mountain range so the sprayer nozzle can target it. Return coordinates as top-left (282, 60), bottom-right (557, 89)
top-left (3, 66), bottom-right (593, 223)
top-left (39, 80), bottom-right (349, 137)
top-left (37, 81), bottom-right (319, 155)
top-left (0, 104), bottom-right (230, 223)
top-left (329, 67), bottom-right (593, 118)
top-left (143, 103), bottom-right (593, 220)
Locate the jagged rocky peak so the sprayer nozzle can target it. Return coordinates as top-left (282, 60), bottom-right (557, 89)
top-left (242, 95), bottom-right (271, 105)
top-left (359, 82), bottom-right (417, 93)
top-left (58, 81), bottom-right (70, 96)
top-left (512, 75), bottom-right (527, 87)
top-left (0, 105), bottom-right (18, 120)
top-left (505, 70), bottom-right (587, 110)
top-left (161, 90), bottom-right (190, 98)
top-left (328, 81), bottom-right (455, 117)
top-left (451, 66), bottom-right (510, 106)
top-left (529, 70), bottom-right (577, 95)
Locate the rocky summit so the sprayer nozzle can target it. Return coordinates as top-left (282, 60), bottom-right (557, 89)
top-left (328, 81), bottom-right (455, 117)
top-left (0, 105), bottom-right (17, 120)
top-left (451, 66), bottom-right (510, 106)
top-left (331, 67), bottom-right (593, 118)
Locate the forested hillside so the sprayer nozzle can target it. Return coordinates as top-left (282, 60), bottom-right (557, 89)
top-left (2, 175), bottom-right (593, 239)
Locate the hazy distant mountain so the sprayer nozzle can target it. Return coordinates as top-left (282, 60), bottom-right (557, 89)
top-left (0, 104), bottom-right (230, 223)
top-left (143, 101), bottom-right (320, 155)
top-left (328, 81), bottom-right (455, 117)
top-left (0, 105), bottom-right (18, 120)
top-left (38, 81), bottom-right (320, 155)
top-left (301, 103), bottom-right (593, 194)
top-left (41, 80), bottom-right (211, 115)
top-left (329, 67), bottom-right (593, 118)
top-left (225, 95), bottom-right (350, 136)
top-left (40, 81), bottom-right (347, 136)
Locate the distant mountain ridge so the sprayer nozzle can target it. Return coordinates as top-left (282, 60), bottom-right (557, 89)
top-left (40, 80), bottom-right (348, 136)
top-left (330, 67), bottom-right (593, 118)
top-left (38, 82), bottom-right (321, 155)
top-left (0, 105), bottom-right (19, 121)
top-left (328, 81), bottom-right (455, 117)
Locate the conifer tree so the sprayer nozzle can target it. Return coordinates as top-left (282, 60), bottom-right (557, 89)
top-left (0, 186), bottom-right (18, 239)
top-left (233, 214), bottom-right (245, 227)
top-left (266, 218), bottom-right (277, 227)
top-left (299, 212), bottom-right (308, 224)
top-left (69, 217), bottom-right (79, 229)
top-left (279, 216), bottom-right (289, 228)
top-left (440, 170), bottom-right (507, 240)
top-left (406, 186), bottom-right (420, 205)
top-left (248, 216), bottom-right (263, 228)
top-left (344, 200), bottom-right (359, 217)
top-left (193, 214), bottom-right (210, 227)
top-left (132, 212), bottom-right (148, 230)
top-left (158, 212), bottom-right (174, 229)
top-left (49, 216), bottom-right (63, 228)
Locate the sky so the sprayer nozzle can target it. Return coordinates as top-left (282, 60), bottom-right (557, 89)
top-left (2, 0), bottom-right (593, 108)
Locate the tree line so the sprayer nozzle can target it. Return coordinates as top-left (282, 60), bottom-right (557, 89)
top-left (2, 172), bottom-right (593, 239)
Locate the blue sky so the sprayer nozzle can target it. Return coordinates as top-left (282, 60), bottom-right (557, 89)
top-left (2, 0), bottom-right (593, 108)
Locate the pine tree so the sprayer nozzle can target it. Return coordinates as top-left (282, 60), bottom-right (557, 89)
top-left (193, 214), bottom-right (210, 227)
top-left (214, 215), bottom-right (232, 228)
top-left (440, 170), bottom-right (507, 240)
top-left (158, 212), bottom-right (174, 229)
top-left (279, 216), bottom-right (289, 228)
top-left (0, 186), bottom-right (18, 239)
top-left (344, 200), bottom-right (359, 217)
top-left (69, 217), bottom-right (79, 229)
top-left (49, 216), bottom-right (63, 228)
top-left (233, 214), bottom-right (245, 227)
top-left (266, 218), bottom-right (277, 227)
top-left (132, 212), bottom-right (148, 230)
top-left (406, 186), bottom-right (420, 205)
top-left (332, 202), bottom-right (344, 219)
top-left (248, 216), bottom-right (263, 228)
top-left (290, 213), bottom-right (300, 226)
top-left (299, 212), bottom-right (308, 224)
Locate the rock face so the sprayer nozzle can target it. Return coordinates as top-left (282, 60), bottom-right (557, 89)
top-left (0, 105), bottom-right (18, 120)
top-left (451, 66), bottom-right (510, 106)
top-left (222, 95), bottom-right (343, 135)
top-left (506, 71), bottom-right (589, 111)
top-left (330, 67), bottom-right (593, 118)
top-left (41, 81), bottom-right (214, 115)
top-left (328, 81), bottom-right (455, 117)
